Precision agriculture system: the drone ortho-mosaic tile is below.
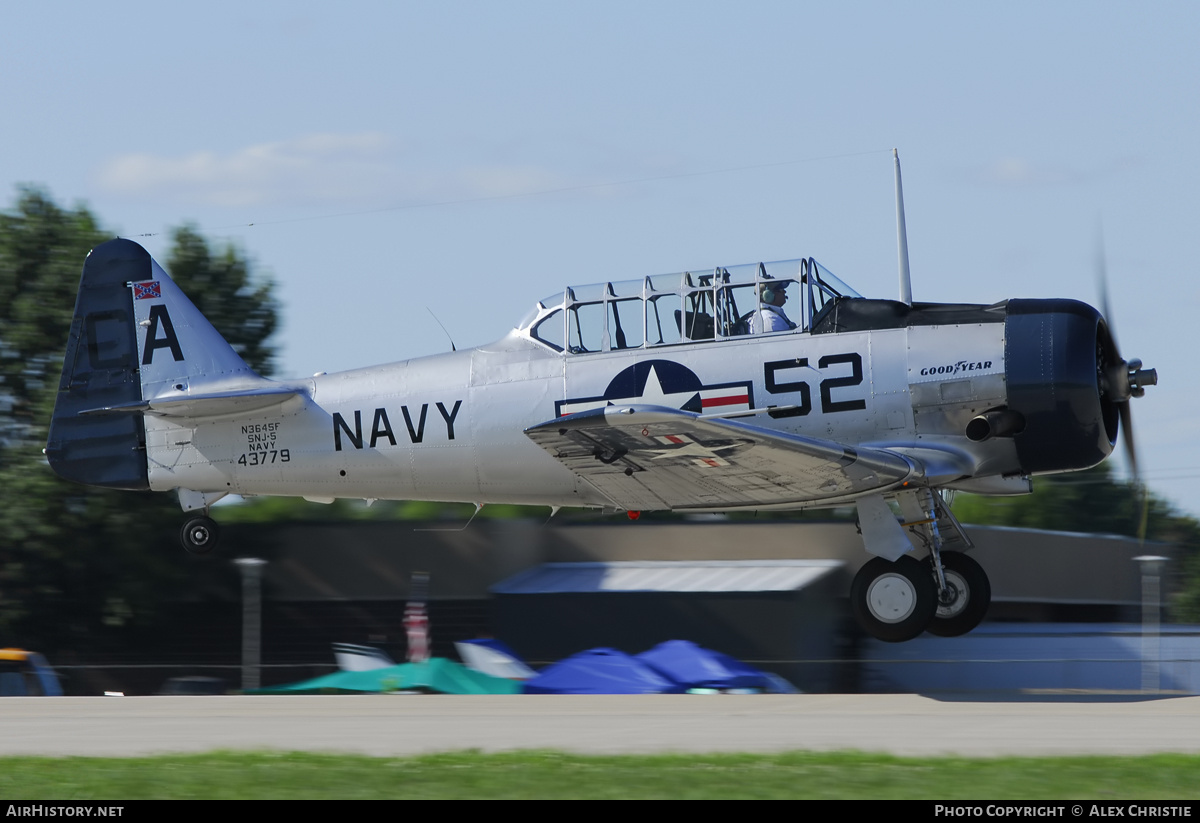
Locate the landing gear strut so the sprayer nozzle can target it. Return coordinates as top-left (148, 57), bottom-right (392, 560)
top-left (925, 550), bottom-right (991, 637)
top-left (180, 516), bottom-right (220, 554)
top-left (850, 488), bottom-right (992, 642)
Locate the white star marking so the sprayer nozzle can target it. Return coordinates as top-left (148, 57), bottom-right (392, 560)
top-left (649, 440), bottom-right (726, 461)
top-left (631, 365), bottom-right (700, 409)
top-left (558, 365), bottom-right (702, 416)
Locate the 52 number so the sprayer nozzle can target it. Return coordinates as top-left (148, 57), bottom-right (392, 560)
top-left (764, 352), bottom-right (866, 418)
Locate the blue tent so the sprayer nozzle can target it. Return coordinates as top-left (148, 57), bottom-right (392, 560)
top-left (636, 640), bottom-right (793, 693)
top-left (523, 648), bottom-right (682, 694)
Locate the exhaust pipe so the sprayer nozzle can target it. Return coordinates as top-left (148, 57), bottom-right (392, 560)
top-left (965, 408), bottom-right (1026, 442)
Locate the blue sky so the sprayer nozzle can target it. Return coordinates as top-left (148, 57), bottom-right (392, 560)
top-left (3, 1), bottom-right (1198, 516)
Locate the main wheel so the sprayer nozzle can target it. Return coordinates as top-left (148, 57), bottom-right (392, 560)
top-left (850, 555), bottom-right (937, 643)
top-left (180, 516), bottom-right (220, 554)
top-left (925, 551), bottom-right (991, 637)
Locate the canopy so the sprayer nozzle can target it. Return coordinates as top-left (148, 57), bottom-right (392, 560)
top-left (251, 657), bottom-right (522, 695)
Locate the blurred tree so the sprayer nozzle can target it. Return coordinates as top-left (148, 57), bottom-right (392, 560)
top-left (953, 463), bottom-right (1200, 621)
top-left (951, 463), bottom-right (1170, 536)
top-left (0, 189), bottom-right (279, 655)
top-left (0, 188), bottom-right (107, 452)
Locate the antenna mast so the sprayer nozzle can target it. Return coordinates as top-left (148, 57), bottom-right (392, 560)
top-left (894, 149), bottom-right (913, 305)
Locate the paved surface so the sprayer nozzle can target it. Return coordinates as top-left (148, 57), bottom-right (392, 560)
top-left (0, 694), bottom-right (1198, 758)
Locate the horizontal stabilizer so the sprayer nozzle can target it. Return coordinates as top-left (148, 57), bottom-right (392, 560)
top-left (80, 385), bottom-right (305, 418)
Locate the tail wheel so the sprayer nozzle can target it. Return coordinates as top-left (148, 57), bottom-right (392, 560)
top-left (925, 551), bottom-right (991, 637)
top-left (850, 555), bottom-right (937, 643)
top-left (180, 516), bottom-right (220, 554)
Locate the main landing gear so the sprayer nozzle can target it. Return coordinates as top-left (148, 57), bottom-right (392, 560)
top-left (851, 550), bottom-right (991, 642)
top-left (850, 555), bottom-right (936, 643)
top-left (925, 550), bottom-right (990, 638)
top-left (850, 489), bottom-right (992, 642)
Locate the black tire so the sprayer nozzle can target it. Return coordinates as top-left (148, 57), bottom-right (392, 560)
top-left (180, 516), bottom-right (220, 554)
top-left (925, 551), bottom-right (991, 637)
top-left (850, 555), bottom-right (937, 643)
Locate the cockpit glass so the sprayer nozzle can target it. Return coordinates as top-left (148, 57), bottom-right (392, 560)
top-left (645, 273), bottom-right (686, 293)
top-left (608, 279), bottom-right (643, 299)
top-left (723, 263), bottom-right (758, 283)
top-left (516, 306), bottom-right (540, 330)
top-left (761, 259), bottom-right (806, 283)
top-left (532, 308), bottom-right (565, 351)
top-left (522, 256), bottom-right (862, 352)
top-left (608, 298), bottom-right (644, 349)
top-left (569, 283), bottom-right (606, 303)
top-left (809, 259), bottom-right (861, 299)
top-left (647, 293), bottom-right (683, 345)
top-left (568, 302), bottom-right (605, 353)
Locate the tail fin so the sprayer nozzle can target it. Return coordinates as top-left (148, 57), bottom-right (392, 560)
top-left (46, 238), bottom-right (261, 489)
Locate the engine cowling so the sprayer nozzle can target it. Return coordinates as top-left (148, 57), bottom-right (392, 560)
top-left (1004, 299), bottom-right (1119, 474)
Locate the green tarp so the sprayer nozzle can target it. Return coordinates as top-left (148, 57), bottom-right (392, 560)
top-left (250, 658), bottom-right (523, 695)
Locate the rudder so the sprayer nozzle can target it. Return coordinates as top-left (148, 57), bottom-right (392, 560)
top-left (46, 239), bottom-right (151, 489)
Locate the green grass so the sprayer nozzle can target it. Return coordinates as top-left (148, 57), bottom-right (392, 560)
top-left (2, 751), bottom-right (1199, 799)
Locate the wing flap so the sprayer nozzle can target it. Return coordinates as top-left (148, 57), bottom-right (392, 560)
top-left (525, 404), bottom-right (918, 511)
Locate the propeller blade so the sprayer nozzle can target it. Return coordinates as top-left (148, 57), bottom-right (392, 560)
top-left (1097, 228), bottom-right (1137, 474)
top-left (1095, 226), bottom-right (1154, 544)
top-left (1118, 400), bottom-right (1138, 483)
top-left (1095, 225), bottom-right (1120, 353)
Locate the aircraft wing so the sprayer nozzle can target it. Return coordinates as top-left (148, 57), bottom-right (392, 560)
top-left (524, 405), bottom-right (919, 511)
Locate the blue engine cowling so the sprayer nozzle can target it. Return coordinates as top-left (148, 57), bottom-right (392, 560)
top-left (1004, 298), bottom-right (1119, 475)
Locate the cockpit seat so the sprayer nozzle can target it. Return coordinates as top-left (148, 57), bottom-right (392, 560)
top-left (676, 309), bottom-right (714, 340)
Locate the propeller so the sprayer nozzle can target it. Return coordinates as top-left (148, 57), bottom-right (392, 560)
top-left (1095, 233), bottom-right (1158, 539)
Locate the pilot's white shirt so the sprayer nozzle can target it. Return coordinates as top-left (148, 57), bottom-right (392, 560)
top-left (750, 305), bottom-right (794, 334)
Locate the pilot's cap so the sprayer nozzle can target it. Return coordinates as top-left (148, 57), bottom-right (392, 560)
top-left (759, 277), bottom-right (787, 300)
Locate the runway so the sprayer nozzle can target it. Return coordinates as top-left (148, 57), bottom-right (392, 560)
top-left (1, 694), bottom-right (1199, 758)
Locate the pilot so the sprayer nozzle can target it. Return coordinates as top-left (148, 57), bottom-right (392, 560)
top-left (749, 278), bottom-right (796, 333)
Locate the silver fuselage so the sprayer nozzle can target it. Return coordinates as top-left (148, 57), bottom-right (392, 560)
top-left (144, 321), bottom-right (1014, 509)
